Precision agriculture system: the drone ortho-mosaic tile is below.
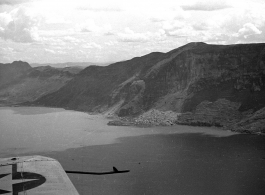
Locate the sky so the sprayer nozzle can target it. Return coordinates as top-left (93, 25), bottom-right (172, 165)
top-left (0, 0), bottom-right (265, 64)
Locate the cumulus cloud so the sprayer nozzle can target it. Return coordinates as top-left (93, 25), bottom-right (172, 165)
top-left (162, 20), bottom-right (193, 37)
top-left (78, 20), bottom-right (113, 35)
top-left (236, 23), bottom-right (262, 38)
top-left (181, 0), bottom-right (232, 11)
top-left (162, 2), bottom-right (265, 44)
top-left (192, 22), bottom-right (210, 31)
top-left (163, 21), bottom-right (184, 31)
top-left (38, 37), bottom-right (66, 46)
top-left (39, 29), bottom-right (75, 38)
top-left (105, 41), bottom-right (117, 46)
top-left (0, 0), bottom-right (30, 5)
top-left (221, 6), bottom-right (265, 32)
top-left (118, 28), bottom-right (150, 42)
top-left (0, 12), bottom-right (12, 25)
top-left (75, 0), bottom-right (123, 12)
top-left (44, 47), bottom-right (66, 55)
top-left (102, 24), bottom-right (114, 36)
top-left (149, 6), bottom-right (188, 23)
top-left (82, 42), bottom-right (102, 49)
top-left (44, 14), bottom-right (68, 24)
top-left (63, 36), bottom-right (81, 43)
top-left (209, 4), bottom-right (265, 43)
top-left (77, 5), bottom-right (122, 12)
top-left (0, 7), bottom-right (41, 43)
top-left (104, 31), bottom-right (115, 36)
top-left (79, 20), bottom-right (100, 33)
top-left (167, 26), bottom-right (195, 37)
top-left (44, 48), bottom-right (56, 54)
top-left (38, 35), bottom-right (84, 48)
top-left (117, 27), bottom-right (166, 43)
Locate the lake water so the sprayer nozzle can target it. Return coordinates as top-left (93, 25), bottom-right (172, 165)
top-left (0, 107), bottom-right (265, 195)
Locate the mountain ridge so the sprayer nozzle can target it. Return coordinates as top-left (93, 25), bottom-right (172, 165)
top-left (0, 61), bottom-right (31, 89)
top-left (1, 42), bottom-right (265, 133)
top-left (0, 64), bottom-right (82, 105)
top-left (30, 61), bottom-right (113, 68)
top-left (33, 42), bottom-right (265, 110)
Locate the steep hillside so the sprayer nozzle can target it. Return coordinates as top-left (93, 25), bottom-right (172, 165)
top-left (0, 65), bottom-right (78, 105)
top-left (33, 42), bottom-right (265, 132)
top-left (0, 61), bottom-right (31, 88)
top-left (34, 52), bottom-right (166, 111)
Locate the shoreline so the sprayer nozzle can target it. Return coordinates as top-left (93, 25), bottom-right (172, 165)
top-left (107, 116), bottom-right (265, 136)
top-left (106, 109), bottom-right (265, 136)
top-left (1, 104), bottom-right (264, 136)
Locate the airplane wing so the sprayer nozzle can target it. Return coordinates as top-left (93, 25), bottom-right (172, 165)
top-left (0, 155), bottom-right (79, 195)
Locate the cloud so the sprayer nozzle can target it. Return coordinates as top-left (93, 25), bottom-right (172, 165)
top-left (117, 27), bottom-right (166, 43)
top-left (104, 41), bottom-right (117, 46)
top-left (170, 2), bottom-right (265, 44)
top-left (44, 47), bottom-right (66, 55)
top-left (79, 20), bottom-right (100, 33)
top-left (162, 20), bottom-right (193, 37)
top-left (192, 22), bottom-right (210, 31)
top-left (44, 14), bottom-right (68, 24)
top-left (82, 42), bottom-right (102, 49)
top-left (0, 0), bottom-right (30, 5)
top-left (78, 21), bottom-right (114, 35)
top-left (166, 26), bottom-right (195, 38)
top-left (104, 31), bottom-right (115, 36)
top-left (63, 36), bottom-right (81, 43)
top-left (44, 48), bottom-right (55, 54)
top-left (181, 0), bottom-right (232, 11)
top-left (75, 0), bottom-right (123, 12)
top-left (149, 6), bottom-right (188, 23)
top-left (209, 4), bottom-right (265, 42)
top-left (0, 12), bottom-right (12, 25)
top-left (38, 35), bottom-right (81, 48)
top-left (163, 21), bottom-right (184, 31)
top-left (77, 6), bottom-right (122, 12)
top-left (117, 28), bottom-right (150, 42)
top-left (220, 6), bottom-right (265, 32)
top-left (236, 23), bottom-right (262, 38)
top-left (0, 7), bottom-right (41, 43)
top-left (102, 24), bottom-right (114, 36)
top-left (39, 29), bottom-right (75, 37)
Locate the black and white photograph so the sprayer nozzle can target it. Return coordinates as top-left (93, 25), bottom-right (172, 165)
top-left (0, 0), bottom-right (265, 194)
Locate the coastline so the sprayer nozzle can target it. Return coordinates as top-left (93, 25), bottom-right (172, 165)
top-left (1, 104), bottom-right (264, 135)
top-left (107, 109), bottom-right (265, 135)
top-left (107, 117), bottom-right (263, 135)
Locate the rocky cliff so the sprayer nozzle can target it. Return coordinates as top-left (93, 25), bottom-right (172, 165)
top-left (30, 42), bottom-right (265, 133)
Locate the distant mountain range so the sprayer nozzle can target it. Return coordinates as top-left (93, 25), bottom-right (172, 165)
top-left (0, 61), bottom-right (83, 105)
top-left (30, 62), bottom-right (113, 68)
top-left (1, 42), bottom-right (265, 133)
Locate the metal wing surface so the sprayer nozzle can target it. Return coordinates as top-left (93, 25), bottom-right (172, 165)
top-left (0, 155), bottom-right (79, 195)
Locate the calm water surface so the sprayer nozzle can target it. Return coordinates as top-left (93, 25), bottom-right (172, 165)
top-left (0, 107), bottom-right (236, 156)
top-left (0, 107), bottom-right (265, 195)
